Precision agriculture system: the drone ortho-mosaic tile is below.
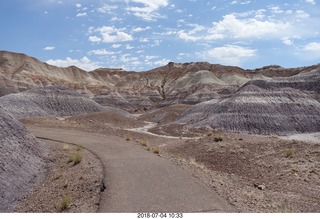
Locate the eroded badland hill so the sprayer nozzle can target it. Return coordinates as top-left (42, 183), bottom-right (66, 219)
top-left (0, 50), bottom-right (320, 212)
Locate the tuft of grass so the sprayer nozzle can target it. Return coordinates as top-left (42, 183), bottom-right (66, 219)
top-left (284, 149), bottom-right (294, 158)
top-left (59, 195), bottom-right (72, 212)
top-left (67, 152), bottom-right (82, 165)
top-left (152, 146), bottom-right (160, 154)
top-left (73, 152), bottom-right (82, 165)
top-left (67, 156), bottom-right (74, 164)
top-left (139, 139), bottom-right (149, 147)
top-left (214, 137), bottom-right (223, 142)
top-left (63, 144), bottom-right (71, 151)
top-left (76, 144), bottom-right (83, 151)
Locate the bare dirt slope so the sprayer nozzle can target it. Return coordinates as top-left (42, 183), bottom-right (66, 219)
top-left (15, 140), bottom-right (104, 213)
top-left (175, 69), bottom-right (320, 135)
top-left (0, 110), bottom-right (49, 212)
top-left (0, 86), bottom-right (106, 119)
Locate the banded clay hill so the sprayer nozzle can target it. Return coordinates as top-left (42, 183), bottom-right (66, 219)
top-left (0, 50), bottom-right (320, 213)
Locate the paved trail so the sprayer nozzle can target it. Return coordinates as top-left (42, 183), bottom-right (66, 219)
top-left (29, 127), bottom-right (236, 213)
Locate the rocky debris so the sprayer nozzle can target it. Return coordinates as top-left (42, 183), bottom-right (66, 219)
top-left (254, 183), bottom-right (266, 190)
top-left (0, 110), bottom-right (49, 212)
top-left (0, 86), bottom-right (106, 119)
top-left (175, 69), bottom-right (320, 135)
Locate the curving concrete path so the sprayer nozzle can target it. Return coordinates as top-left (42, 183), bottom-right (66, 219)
top-left (28, 127), bottom-right (236, 213)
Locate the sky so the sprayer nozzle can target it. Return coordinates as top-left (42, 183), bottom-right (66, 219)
top-left (1, 0), bottom-right (320, 71)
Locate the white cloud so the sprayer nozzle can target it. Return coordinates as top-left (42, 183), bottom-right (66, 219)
top-left (295, 10), bottom-right (310, 19)
top-left (110, 17), bottom-right (122, 22)
top-left (97, 4), bottom-right (118, 14)
top-left (87, 49), bottom-right (115, 55)
top-left (88, 36), bottom-right (102, 43)
top-left (46, 57), bottom-right (101, 71)
top-left (132, 26), bottom-right (151, 33)
top-left (76, 12), bottom-right (87, 17)
top-left (208, 14), bottom-right (291, 39)
top-left (177, 30), bottom-right (202, 41)
top-left (89, 26), bottom-right (133, 43)
top-left (282, 37), bottom-right (294, 46)
top-left (295, 42), bottom-right (320, 61)
top-left (112, 44), bottom-right (122, 48)
top-left (153, 58), bottom-right (171, 66)
top-left (126, 0), bottom-right (169, 21)
top-left (146, 55), bottom-right (158, 60)
top-left (303, 42), bottom-right (320, 52)
top-left (199, 45), bottom-right (256, 66)
top-left (305, 0), bottom-right (316, 5)
top-left (76, 3), bottom-right (81, 8)
top-left (43, 46), bottom-right (55, 51)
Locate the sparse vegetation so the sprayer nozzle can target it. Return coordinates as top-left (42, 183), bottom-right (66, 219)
top-left (63, 144), bottom-right (71, 150)
top-left (284, 149), bottom-right (294, 158)
top-left (76, 144), bottom-right (83, 151)
top-left (67, 156), bottom-right (74, 163)
top-left (59, 195), bottom-right (72, 212)
top-left (73, 152), bottom-right (82, 165)
top-left (139, 139), bottom-right (149, 147)
top-left (67, 152), bottom-right (82, 165)
top-left (152, 146), bottom-right (160, 154)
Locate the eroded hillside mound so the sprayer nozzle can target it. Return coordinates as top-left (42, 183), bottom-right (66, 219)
top-left (175, 69), bottom-right (320, 135)
top-left (0, 110), bottom-right (49, 212)
top-left (0, 86), bottom-right (106, 119)
top-left (2, 50), bottom-right (319, 111)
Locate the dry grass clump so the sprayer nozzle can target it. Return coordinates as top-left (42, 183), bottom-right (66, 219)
top-left (63, 144), bottom-right (71, 150)
top-left (76, 144), bottom-right (83, 151)
top-left (67, 152), bottom-right (82, 165)
top-left (152, 146), bottom-right (160, 154)
top-left (59, 195), bottom-right (72, 212)
top-left (284, 149), bottom-right (294, 158)
top-left (139, 139), bottom-right (149, 147)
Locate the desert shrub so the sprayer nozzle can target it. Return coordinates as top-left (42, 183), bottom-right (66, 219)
top-left (76, 144), bottom-right (83, 151)
top-left (63, 144), bottom-right (71, 150)
top-left (284, 149), bottom-right (294, 158)
top-left (152, 146), bottom-right (160, 154)
top-left (59, 195), bottom-right (72, 212)
top-left (214, 137), bottom-right (223, 142)
top-left (73, 152), bottom-right (82, 165)
top-left (67, 152), bottom-right (82, 165)
top-left (139, 139), bottom-right (149, 147)
top-left (67, 156), bottom-right (74, 163)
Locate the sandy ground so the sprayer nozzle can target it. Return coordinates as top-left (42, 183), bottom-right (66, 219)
top-left (280, 132), bottom-right (320, 144)
top-left (19, 112), bottom-right (320, 213)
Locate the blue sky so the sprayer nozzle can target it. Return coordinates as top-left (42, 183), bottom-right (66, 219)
top-left (1, 0), bottom-right (320, 71)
